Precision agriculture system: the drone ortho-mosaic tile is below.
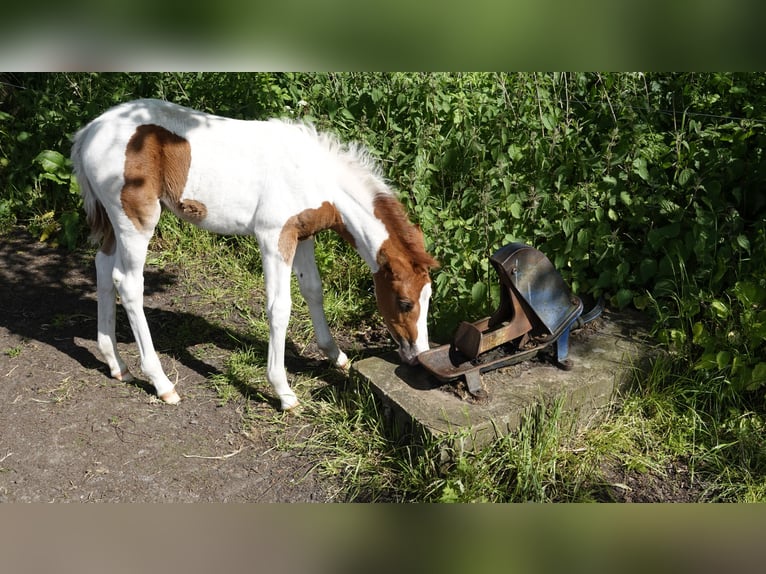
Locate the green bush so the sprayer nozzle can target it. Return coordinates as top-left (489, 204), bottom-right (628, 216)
top-left (2, 72), bottom-right (765, 396)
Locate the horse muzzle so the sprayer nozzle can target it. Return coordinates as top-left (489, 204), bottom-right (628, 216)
top-left (397, 341), bottom-right (423, 366)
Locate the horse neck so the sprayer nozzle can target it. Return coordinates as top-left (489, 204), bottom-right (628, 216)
top-left (326, 152), bottom-right (423, 275)
top-left (333, 194), bottom-right (390, 273)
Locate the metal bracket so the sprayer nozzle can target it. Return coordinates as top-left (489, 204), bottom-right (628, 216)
top-left (419, 242), bottom-right (598, 401)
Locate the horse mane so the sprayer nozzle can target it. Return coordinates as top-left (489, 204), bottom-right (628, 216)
top-left (373, 193), bottom-right (438, 271)
top-left (277, 119), bottom-right (438, 271)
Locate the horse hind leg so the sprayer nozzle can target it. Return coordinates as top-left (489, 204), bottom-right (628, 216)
top-left (292, 239), bottom-right (349, 369)
top-left (95, 246), bottom-right (133, 382)
top-left (112, 227), bottom-right (180, 404)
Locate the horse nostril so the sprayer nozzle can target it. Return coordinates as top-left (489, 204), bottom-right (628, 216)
top-left (398, 346), bottom-right (420, 366)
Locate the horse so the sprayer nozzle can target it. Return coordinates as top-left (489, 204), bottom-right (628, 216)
top-left (71, 98), bottom-right (438, 411)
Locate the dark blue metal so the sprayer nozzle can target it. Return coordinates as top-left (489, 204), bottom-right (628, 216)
top-left (490, 243), bottom-right (583, 363)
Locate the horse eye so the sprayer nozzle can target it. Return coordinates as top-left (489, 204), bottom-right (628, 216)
top-left (398, 298), bottom-right (414, 313)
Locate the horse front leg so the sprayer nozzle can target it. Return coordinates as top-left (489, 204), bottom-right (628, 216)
top-left (262, 251), bottom-right (299, 410)
top-left (292, 239), bottom-right (349, 369)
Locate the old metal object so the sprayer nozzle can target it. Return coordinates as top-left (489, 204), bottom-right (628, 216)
top-left (419, 243), bottom-right (600, 400)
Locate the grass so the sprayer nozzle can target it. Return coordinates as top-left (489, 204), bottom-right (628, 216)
top-left (147, 215), bottom-right (766, 502)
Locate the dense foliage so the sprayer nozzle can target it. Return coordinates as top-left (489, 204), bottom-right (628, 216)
top-left (2, 72), bottom-right (766, 401)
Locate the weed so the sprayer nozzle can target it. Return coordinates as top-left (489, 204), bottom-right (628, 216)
top-left (4, 346), bottom-right (22, 358)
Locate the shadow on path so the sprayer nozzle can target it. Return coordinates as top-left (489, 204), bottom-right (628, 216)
top-left (0, 227), bottom-right (393, 405)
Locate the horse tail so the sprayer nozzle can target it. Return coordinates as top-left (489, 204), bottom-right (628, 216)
top-left (71, 127), bottom-right (115, 252)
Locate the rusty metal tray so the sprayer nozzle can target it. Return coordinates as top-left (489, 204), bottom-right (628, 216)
top-left (419, 243), bottom-right (586, 400)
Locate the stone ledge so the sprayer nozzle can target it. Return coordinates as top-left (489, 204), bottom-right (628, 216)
top-left (352, 311), bottom-right (655, 452)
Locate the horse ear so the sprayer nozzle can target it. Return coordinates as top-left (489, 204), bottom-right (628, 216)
top-left (376, 249), bottom-right (389, 269)
top-left (426, 253), bottom-right (440, 270)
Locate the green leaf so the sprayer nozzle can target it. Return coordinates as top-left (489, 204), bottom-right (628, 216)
top-left (750, 362), bottom-right (766, 387)
top-left (710, 300), bottom-right (729, 319)
top-left (716, 351), bottom-right (731, 370)
top-left (613, 288), bottom-right (633, 308)
top-left (735, 281), bottom-right (766, 307)
top-left (561, 218), bottom-right (575, 237)
top-left (647, 222), bottom-right (680, 250)
top-left (510, 201), bottom-right (523, 219)
top-left (633, 293), bottom-right (651, 310)
top-left (678, 168), bottom-right (694, 186)
top-left (508, 144), bottom-right (523, 162)
top-left (736, 234), bottom-right (751, 253)
top-left (594, 206), bottom-right (604, 222)
top-left (471, 281), bottom-right (487, 306)
top-left (695, 352), bottom-right (717, 370)
top-left (35, 150), bottom-right (67, 175)
top-left (692, 322), bottom-right (707, 345)
top-left (632, 157), bottom-right (649, 181)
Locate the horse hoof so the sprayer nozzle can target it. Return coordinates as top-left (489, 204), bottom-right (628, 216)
top-left (113, 369), bottom-right (134, 382)
top-left (280, 395), bottom-right (300, 411)
top-left (159, 390), bottom-right (181, 404)
top-left (336, 352), bottom-right (350, 370)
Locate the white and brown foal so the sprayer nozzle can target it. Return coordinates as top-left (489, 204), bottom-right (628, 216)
top-left (71, 98), bottom-right (437, 410)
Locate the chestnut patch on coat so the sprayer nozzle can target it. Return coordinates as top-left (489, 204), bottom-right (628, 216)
top-left (122, 124), bottom-right (201, 230)
top-left (372, 194), bottom-right (438, 272)
top-left (278, 202), bottom-right (355, 262)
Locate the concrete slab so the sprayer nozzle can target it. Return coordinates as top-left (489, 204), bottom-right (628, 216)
top-left (352, 311), bottom-right (655, 451)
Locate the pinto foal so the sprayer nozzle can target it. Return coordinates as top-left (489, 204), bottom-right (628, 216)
top-left (71, 99), bottom-right (437, 410)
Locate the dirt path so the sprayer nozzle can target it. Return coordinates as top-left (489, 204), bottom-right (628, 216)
top-left (0, 228), bottom-right (343, 502)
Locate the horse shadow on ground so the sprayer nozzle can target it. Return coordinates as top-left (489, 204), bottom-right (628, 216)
top-left (0, 228), bottom-right (394, 408)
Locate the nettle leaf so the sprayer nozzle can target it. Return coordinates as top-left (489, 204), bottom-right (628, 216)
top-left (716, 350), bottom-right (731, 370)
top-left (647, 222), bottom-right (680, 250)
top-left (35, 150), bottom-right (68, 176)
top-left (632, 157), bottom-right (650, 181)
top-left (471, 280), bottom-right (487, 302)
top-left (749, 362), bottom-right (766, 389)
top-left (736, 234), bottom-right (751, 253)
top-left (613, 288), bottom-right (633, 308)
top-left (692, 322), bottom-right (709, 346)
top-left (710, 300), bottom-right (729, 319)
top-left (695, 352), bottom-right (717, 370)
top-left (678, 168), bottom-right (694, 186)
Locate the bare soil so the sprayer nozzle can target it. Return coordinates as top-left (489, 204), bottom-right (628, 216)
top-left (0, 227), bottom-right (352, 502)
top-left (0, 227), bottom-right (704, 502)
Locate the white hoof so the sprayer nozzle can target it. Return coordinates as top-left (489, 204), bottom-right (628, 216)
top-left (159, 390), bottom-right (181, 404)
top-left (336, 352), bottom-right (350, 370)
top-left (113, 369), bottom-right (135, 382)
top-left (280, 394), bottom-right (300, 411)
